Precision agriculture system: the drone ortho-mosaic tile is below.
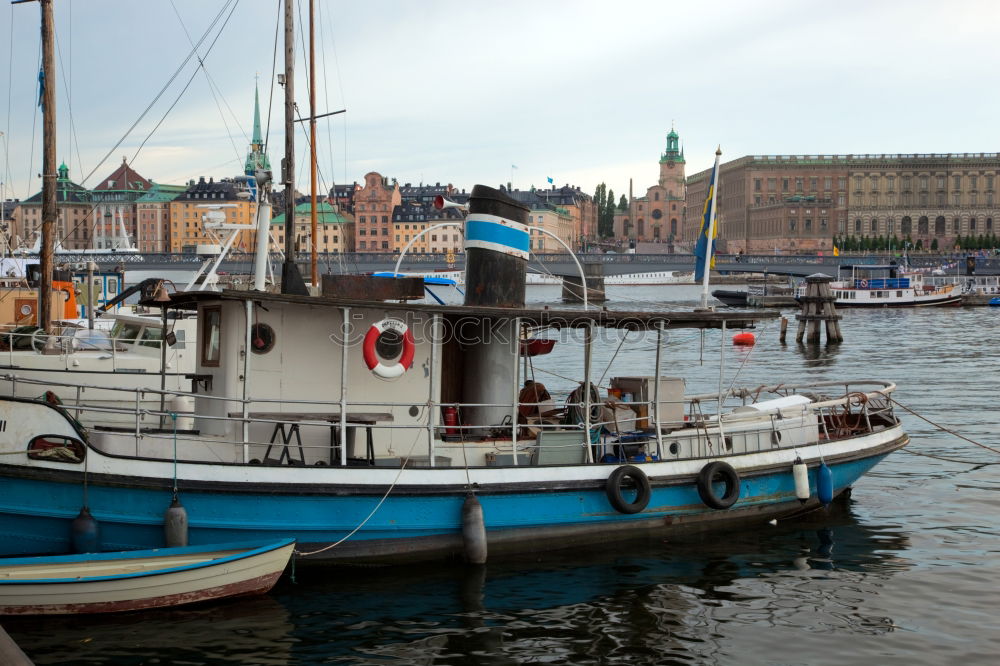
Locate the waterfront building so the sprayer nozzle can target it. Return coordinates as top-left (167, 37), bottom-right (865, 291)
top-left (354, 172), bottom-right (401, 251)
top-left (90, 157), bottom-right (152, 250)
top-left (684, 153), bottom-right (1000, 254)
top-left (613, 127), bottom-right (687, 246)
top-left (329, 182), bottom-right (358, 214)
top-left (135, 183), bottom-right (187, 253)
top-left (12, 162), bottom-right (92, 250)
top-left (271, 201), bottom-right (353, 253)
top-left (504, 186), bottom-right (587, 253)
top-left (167, 177), bottom-right (256, 253)
top-left (392, 199), bottom-right (464, 255)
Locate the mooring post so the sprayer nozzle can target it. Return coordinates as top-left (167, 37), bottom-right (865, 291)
top-left (795, 273), bottom-right (842, 344)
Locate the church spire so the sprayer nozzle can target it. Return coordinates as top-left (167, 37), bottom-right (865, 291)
top-left (245, 80), bottom-right (271, 175)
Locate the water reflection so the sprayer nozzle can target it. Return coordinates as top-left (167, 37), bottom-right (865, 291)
top-left (795, 341), bottom-right (843, 367)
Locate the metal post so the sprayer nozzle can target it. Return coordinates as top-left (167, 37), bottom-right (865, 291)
top-left (241, 300), bottom-right (253, 462)
top-left (583, 322), bottom-right (594, 463)
top-left (653, 323), bottom-right (664, 458)
top-left (339, 307), bottom-right (349, 466)
top-left (86, 262), bottom-right (95, 330)
top-left (716, 320), bottom-right (727, 449)
top-left (510, 317), bottom-right (521, 465)
top-left (427, 314), bottom-right (439, 466)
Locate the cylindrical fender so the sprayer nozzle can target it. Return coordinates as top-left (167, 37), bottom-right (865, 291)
top-left (606, 465), bottom-right (652, 514)
top-left (696, 461), bottom-right (741, 510)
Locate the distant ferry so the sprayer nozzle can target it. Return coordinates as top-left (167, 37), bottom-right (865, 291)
top-left (797, 263), bottom-right (962, 307)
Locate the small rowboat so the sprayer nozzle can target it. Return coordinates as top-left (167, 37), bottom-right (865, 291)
top-left (0, 538), bottom-right (294, 615)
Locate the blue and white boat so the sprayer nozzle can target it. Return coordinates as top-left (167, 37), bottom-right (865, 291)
top-left (0, 183), bottom-right (909, 565)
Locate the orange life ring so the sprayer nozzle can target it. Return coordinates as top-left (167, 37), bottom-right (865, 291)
top-left (363, 318), bottom-right (415, 379)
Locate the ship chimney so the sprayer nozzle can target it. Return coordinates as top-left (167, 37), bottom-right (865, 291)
top-left (464, 184), bottom-right (530, 308)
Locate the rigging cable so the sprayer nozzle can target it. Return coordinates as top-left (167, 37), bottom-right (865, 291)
top-left (48, 0), bottom-right (243, 252)
top-left (80, 0), bottom-right (238, 187)
top-left (169, 0), bottom-right (248, 166)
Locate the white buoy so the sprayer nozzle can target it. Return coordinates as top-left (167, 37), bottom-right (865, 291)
top-left (164, 496), bottom-right (189, 547)
top-left (461, 493), bottom-right (487, 564)
top-left (793, 456), bottom-right (810, 503)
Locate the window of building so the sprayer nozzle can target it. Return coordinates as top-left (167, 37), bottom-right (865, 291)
top-left (381, 241), bottom-right (389, 249)
top-left (805, 218), bottom-right (812, 231)
top-left (870, 175), bottom-right (879, 189)
top-left (768, 178), bottom-right (776, 191)
top-left (754, 179), bottom-right (761, 192)
top-left (359, 240), bottom-right (365, 249)
top-left (789, 219), bottom-right (796, 231)
top-left (870, 218), bottom-right (878, 233)
top-left (820, 218), bottom-right (828, 230)
top-left (970, 218), bottom-right (977, 231)
top-left (952, 218), bottom-right (960, 233)
top-left (918, 216), bottom-right (929, 235)
top-left (920, 192), bottom-right (928, 206)
top-left (810, 177), bottom-right (818, 190)
top-left (937, 176), bottom-right (945, 190)
top-left (919, 175), bottom-right (928, 190)
top-left (855, 218), bottom-right (862, 233)
top-left (987, 217), bottom-right (993, 231)
top-left (824, 177), bottom-right (832, 190)
top-left (987, 176), bottom-right (994, 190)
top-left (782, 178), bottom-right (789, 191)
top-left (971, 192), bottom-right (978, 206)
top-left (754, 195), bottom-right (761, 205)
top-left (795, 177), bottom-right (803, 190)
top-left (953, 175), bottom-right (961, 190)
top-left (854, 176), bottom-right (863, 191)
top-left (887, 217), bottom-right (895, 234)
top-left (988, 193), bottom-right (994, 206)
top-left (838, 193), bottom-right (846, 206)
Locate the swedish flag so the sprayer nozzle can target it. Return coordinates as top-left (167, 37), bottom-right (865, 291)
top-left (694, 151), bottom-right (721, 283)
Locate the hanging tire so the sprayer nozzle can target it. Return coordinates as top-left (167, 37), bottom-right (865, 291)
top-left (606, 465), bottom-right (651, 514)
top-left (696, 461), bottom-right (741, 510)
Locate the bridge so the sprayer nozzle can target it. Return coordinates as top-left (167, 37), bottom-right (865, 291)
top-left (40, 251), bottom-right (1000, 278)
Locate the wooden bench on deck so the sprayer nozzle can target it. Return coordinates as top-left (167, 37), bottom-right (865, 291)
top-left (229, 411), bottom-right (394, 466)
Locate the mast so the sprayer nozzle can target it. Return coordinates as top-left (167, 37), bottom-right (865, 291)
top-left (280, 0), bottom-right (308, 295)
top-left (308, 0), bottom-right (318, 286)
top-left (39, 0), bottom-right (56, 332)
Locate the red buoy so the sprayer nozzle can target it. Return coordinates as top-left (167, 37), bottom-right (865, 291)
top-left (732, 332), bottom-right (756, 346)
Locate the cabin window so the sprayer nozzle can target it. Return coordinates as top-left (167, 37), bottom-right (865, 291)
top-left (27, 435), bottom-right (86, 463)
top-left (139, 325), bottom-right (164, 350)
top-left (202, 306), bottom-right (222, 367)
top-left (250, 323), bottom-right (276, 354)
top-left (111, 322), bottom-right (143, 345)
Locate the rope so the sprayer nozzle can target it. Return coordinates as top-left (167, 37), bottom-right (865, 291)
top-left (884, 394), bottom-right (1000, 455)
top-left (293, 421), bottom-right (424, 558)
top-left (900, 448), bottom-right (1000, 466)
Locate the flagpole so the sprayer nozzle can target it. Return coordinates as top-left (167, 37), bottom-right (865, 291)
top-left (700, 146), bottom-right (722, 309)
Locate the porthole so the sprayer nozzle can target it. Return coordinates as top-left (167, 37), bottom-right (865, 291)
top-left (250, 323), bottom-right (276, 354)
top-left (27, 435), bottom-right (86, 463)
top-left (669, 441), bottom-right (680, 455)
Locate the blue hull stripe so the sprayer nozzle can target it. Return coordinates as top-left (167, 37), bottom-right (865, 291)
top-left (0, 454), bottom-right (888, 557)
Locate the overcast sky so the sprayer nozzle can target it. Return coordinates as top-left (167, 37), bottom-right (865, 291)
top-left (2, 0), bottom-right (999, 204)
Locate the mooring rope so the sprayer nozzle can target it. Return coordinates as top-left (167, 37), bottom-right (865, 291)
top-left (884, 394), bottom-right (1000, 456)
top-left (293, 420), bottom-right (425, 558)
top-left (900, 448), bottom-right (1000, 466)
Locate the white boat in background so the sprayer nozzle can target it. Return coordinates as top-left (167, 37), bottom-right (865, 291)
top-left (606, 271), bottom-right (690, 285)
top-left (0, 312), bottom-right (198, 425)
top-left (797, 263), bottom-right (963, 307)
top-left (0, 538), bottom-right (294, 615)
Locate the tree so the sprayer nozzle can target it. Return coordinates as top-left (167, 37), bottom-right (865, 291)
top-left (930, 238), bottom-right (938, 251)
top-left (618, 194), bottom-right (628, 210)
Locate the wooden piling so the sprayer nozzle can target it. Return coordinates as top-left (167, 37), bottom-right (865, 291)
top-left (779, 316), bottom-right (788, 343)
top-left (795, 273), bottom-right (843, 344)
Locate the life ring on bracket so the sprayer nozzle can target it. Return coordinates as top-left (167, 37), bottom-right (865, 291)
top-left (363, 318), bottom-right (415, 379)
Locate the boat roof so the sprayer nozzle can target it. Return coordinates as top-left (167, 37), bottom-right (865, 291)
top-left (156, 289), bottom-right (777, 330)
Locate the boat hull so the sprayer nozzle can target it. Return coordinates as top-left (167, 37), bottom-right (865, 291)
top-left (0, 433), bottom-right (905, 564)
top-left (0, 539), bottom-right (293, 615)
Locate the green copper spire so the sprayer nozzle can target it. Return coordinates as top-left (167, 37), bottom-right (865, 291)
top-left (252, 83), bottom-right (264, 146)
top-left (660, 125), bottom-right (685, 165)
top-left (245, 81), bottom-right (271, 175)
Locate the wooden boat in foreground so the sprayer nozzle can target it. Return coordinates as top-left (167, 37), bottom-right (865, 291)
top-left (0, 538), bottom-right (294, 615)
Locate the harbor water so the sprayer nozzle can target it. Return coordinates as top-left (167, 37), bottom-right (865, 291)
top-left (5, 284), bottom-right (999, 664)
